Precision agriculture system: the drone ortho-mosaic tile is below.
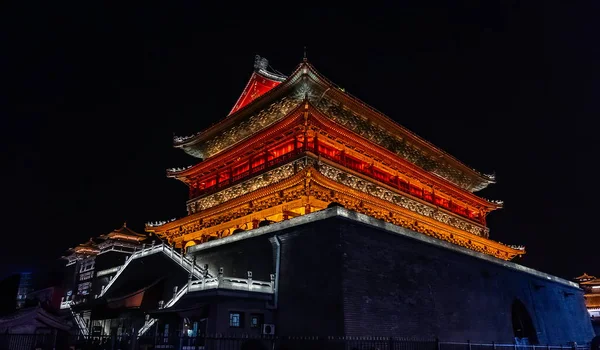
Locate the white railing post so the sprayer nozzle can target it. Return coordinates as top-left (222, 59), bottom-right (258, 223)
top-left (270, 273), bottom-right (276, 293)
top-left (187, 255), bottom-right (196, 290)
top-left (141, 244), bottom-right (146, 256)
top-left (202, 265), bottom-right (208, 290)
top-left (247, 271), bottom-right (253, 291)
top-left (170, 242), bottom-right (174, 258)
top-left (218, 267), bottom-right (224, 288)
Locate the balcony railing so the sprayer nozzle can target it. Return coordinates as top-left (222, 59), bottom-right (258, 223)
top-left (189, 275), bottom-right (274, 294)
top-left (189, 148), bottom-right (305, 199)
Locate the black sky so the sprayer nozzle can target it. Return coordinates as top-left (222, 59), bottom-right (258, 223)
top-left (0, 1), bottom-right (597, 281)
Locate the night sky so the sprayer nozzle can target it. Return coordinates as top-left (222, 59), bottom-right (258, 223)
top-left (1, 2), bottom-right (597, 282)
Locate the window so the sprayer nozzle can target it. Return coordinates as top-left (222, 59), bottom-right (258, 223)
top-left (77, 282), bottom-right (92, 295)
top-left (80, 260), bottom-right (95, 273)
top-left (229, 312), bottom-right (243, 328)
top-left (250, 314), bottom-right (263, 328)
top-left (163, 324), bottom-right (169, 343)
top-left (79, 271), bottom-right (94, 281)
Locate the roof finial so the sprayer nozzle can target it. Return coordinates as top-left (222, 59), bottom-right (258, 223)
top-left (303, 46), bottom-right (307, 62)
top-left (123, 221), bottom-right (127, 228)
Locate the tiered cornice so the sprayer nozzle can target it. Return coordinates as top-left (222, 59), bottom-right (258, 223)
top-left (149, 164), bottom-right (523, 260)
top-left (170, 104), bottom-right (500, 223)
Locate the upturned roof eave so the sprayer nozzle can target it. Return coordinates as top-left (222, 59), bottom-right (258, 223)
top-left (302, 62), bottom-right (496, 189)
top-left (228, 69), bottom-right (287, 116)
top-left (172, 63), bottom-right (307, 155)
top-left (167, 103), bottom-right (307, 180)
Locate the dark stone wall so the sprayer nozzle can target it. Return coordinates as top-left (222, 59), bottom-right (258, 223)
top-left (212, 298), bottom-right (274, 335)
top-left (192, 234), bottom-right (274, 282)
top-left (332, 216), bottom-right (593, 344)
top-left (275, 222), bottom-right (345, 336)
top-left (244, 213), bottom-right (594, 343)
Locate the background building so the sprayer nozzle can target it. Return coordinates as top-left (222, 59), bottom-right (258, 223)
top-left (575, 273), bottom-right (600, 335)
top-left (59, 223), bottom-right (151, 336)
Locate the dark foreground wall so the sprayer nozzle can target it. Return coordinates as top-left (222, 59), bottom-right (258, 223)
top-left (189, 208), bottom-right (595, 344)
top-left (334, 215), bottom-right (592, 344)
top-left (275, 209), bottom-right (594, 343)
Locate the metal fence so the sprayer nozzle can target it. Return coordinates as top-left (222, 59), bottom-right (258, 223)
top-left (0, 334), bottom-right (592, 350)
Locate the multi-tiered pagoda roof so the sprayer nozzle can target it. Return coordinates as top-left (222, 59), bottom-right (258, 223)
top-left (62, 223), bottom-right (149, 264)
top-left (576, 273), bottom-right (600, 311)
top-left (62, 238), bottom-right (100, 265)
top-left (148, 55), bottom-right (524, 260)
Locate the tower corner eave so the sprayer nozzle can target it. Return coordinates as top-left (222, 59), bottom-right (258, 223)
top-left (172, 140), bottom-right (205, 159)
top-left (469, 173), bottom-right (497, 193)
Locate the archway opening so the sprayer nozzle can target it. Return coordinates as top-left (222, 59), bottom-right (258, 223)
top-left (511, 299), bottom-right (537, 345)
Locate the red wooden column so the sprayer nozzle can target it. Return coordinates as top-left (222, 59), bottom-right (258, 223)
top-left (303, 131), bottom-right (308, 151)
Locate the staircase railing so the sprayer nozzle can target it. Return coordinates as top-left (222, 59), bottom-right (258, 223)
top-left (68, 303), bottom-right (89, 337)
top-left (99, 243), bottom-right (208, 297)
top-left (138, 284), bottom-right (190, 336)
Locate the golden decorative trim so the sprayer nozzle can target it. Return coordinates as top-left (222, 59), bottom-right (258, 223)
top-left (317, 162), bottom-right (488, 237)
top-left (186, 97), bottom-right (300, 159)
top-left (148, 165), bottom-right (522, 260)
top-left (187, 158), bottom-right (308, 215)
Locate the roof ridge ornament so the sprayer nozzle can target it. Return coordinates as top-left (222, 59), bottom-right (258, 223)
top-left (254, 55), bottom-right (269, 72)
top-left (303, 46), bottom-right (307, 62)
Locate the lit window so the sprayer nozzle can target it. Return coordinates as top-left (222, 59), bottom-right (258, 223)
top-left (250, 314), bottom-right (263, 328)
top-left (80, 271), bottom-right (94, 281)
top-left (229, 312), bottom-right (242, 328)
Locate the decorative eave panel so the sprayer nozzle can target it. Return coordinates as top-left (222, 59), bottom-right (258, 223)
top-left (168, 103), bottom-right (500, 213)
top-left (149, 161), bottom-right (523, 260)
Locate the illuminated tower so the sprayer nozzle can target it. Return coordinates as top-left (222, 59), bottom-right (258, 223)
top-left (147, 56), bottom-right (524, 261)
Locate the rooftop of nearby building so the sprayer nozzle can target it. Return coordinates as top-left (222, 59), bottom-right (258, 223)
top-left (98, 222), bottom-right (148, 242)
